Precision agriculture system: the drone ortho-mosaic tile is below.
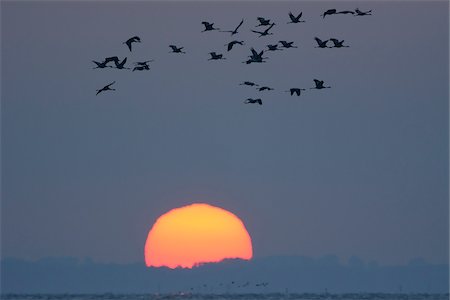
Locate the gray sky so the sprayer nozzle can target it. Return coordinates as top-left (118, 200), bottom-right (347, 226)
top-left (1, 1), bottom-right (448, 266)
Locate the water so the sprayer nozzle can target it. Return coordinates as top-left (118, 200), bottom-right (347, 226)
top-left (1, 294), bottom-right (449, 300)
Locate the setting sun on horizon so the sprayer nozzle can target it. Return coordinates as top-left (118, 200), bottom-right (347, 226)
top-left (144, 203), bottom-right (253, 269)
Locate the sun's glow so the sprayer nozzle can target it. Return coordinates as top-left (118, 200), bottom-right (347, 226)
top-left (144, 203), bottom-right (253, 269)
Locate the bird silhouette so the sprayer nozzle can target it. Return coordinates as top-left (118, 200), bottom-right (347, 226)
top-left (134, 60), bottom-right (154, 66)
top-left (258, 86), bottom-right (274, 91)
top-left (321, 9), bottom-right (337, 18)
top-left (202, 21), bottom-right (220, 32)
top-left (245, 47), bottom-right (268, 64)
top-left (251, 23), bottom-right (275, 37)
top-left (286, 88), bottom-right (306, 96)
top-left (314, 37), bottom-right (329, 48)
top-left (169, 45), bottom-right (186, 53)
top-left (244, 98), bottom-right (262, 105)
top-left (288, 12), bottom-right (305, 23)
top-left (329, 38), bottom-right (349, 48)
top-left (355, 8), bottom-right (372, 16)
top-left (267, 44), bottom-right (283, 51)
top-left (124, 36), bottom-right (141, 51)
top-left (311, 79), bottom-right (331, 89)
top-left (239, 81), bottom-right (259, 87)
top-left (225, 40), bottom-right (245, 51)
top-left (208, 52), bottom-right (225, 60)
top-left (104, 56), bottom-right (119, 65)
top-left (256, 17), bottom-right (273, 26)
top-left (132, 65), bottom-right (150, 71)
top-left (92, 60), bottom-right (112, 69)
top-left (279, 40), bottom-right (298, 48)
top-left (114, 57), bottom-right (129, 69)
top-left (220, 19), bottom-right (244, 35)
top-left (96, 81), bottom-right (116, 95)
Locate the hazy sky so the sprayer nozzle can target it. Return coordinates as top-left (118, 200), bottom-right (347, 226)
top-left (1, 1), bottom-right (448, 266)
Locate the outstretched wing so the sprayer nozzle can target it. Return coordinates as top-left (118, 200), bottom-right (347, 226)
top-left (251, 30), bottom-right (264, 35)
top-left (235, 19), bottom-right (244, 31)
top-left (106, 81), bottom-right (116, 88)
top-left (288, 12), bottom-right (295, 21)
top-left (264, 23), bottom-right (275, 33)
top-left (125, 40), bottom-right (132, 51)
top-left (314, 37), bottom-right (323, 45)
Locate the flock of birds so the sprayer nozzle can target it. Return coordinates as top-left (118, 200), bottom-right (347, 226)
top-left (94, 7), bottom-right (372, 105)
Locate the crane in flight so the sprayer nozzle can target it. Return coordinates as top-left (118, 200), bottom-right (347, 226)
top-left (330, 38), bottom-right (349, 48)
top-left (220, 19), bottom-right (244, 35)
top-left (311, 79), bottom-right (331, 89)
top-left (225, 40), bottom-right (245, 51)
top-left (96, 81), bottom-right (116, 95)
top-left (244, 98), bottom-right (263, 105)
top-left (124, 36), bottom-right (141, 51)
top-left (288, 12), bottom-right (305, 23)
top-left (202, 21), bottom-right (220, 32)
top-left (251, 23), bottom-right (275, 37)
top-left (169, 45), bottom-right (186, 53)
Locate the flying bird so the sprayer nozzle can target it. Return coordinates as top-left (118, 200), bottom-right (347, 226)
top-left (92, 60), bottom-right (112, 69)
top-left (256, 17), bottom-right (273, 26)
top-left (288, 11), bottom-right (305, 23)
top-left (208, 52), bottom-right (225, 60)
top-left (134, 60), bottom-right (154, 66)
top-left (220, 19), bottom-right (244, 35)
top-left (169, 45), bottom-right (186, 53)
top-left (251, 23), bottom-right (275, 37)
top-left (314, 37), bottom-right (329, 48)
top-left (244, 98), bottom-right (263, 105)
top-left (124, 36), bottom-right (141, 51)
top-left (311, 79), bottom-right (331, 89)
top-left (96, 81), bottom-right (116, 95)
top-left (202, 21), bottom-right (220, 32)
top-left (279, 40), bottom-right (298, 48)
top-left (132, 65), bottom-right (150, 71)
top-left (355, 8), bottom-right (372, 16)
top-left (258, 86), bottom-right (274, 91)
top-left (239, 81), bottom-right (259, 87)
top-left (225, 40), bottom-right (245, 51)
top-left (286, 88), bottom-right (306, 96)
top-left (330, 38), bottom-right (349, 48)
top-left (104, 56), bottom-right (119, 64)
top-left (114, 57), bottom-right (129, 69)
top-left (321, 9), bottom-right (337, 18)
top-left (267, 44), bottom-right (283, 51)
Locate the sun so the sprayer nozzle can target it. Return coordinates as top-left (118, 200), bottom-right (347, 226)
top-left (144, 203), bottom-right (253, 269)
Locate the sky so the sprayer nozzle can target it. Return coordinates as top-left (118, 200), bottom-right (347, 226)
top-left (1, 1), bottom-right (449, 266)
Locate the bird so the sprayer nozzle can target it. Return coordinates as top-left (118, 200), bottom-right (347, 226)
top-left (202, 21), bottom-right (220, 32)
top-left (169, 45), bottom-right (186, 53)
top-left (311, 79), bottom-right (331, 89)
top-left (251, 23), bottom-right (275, 37)
top-left (279, 40), bottom-right (298, 48)
top-left (267, 44), bottom-right (283, 51)
top-left (314, 37), bottom-right (329, 48)
top-left (321, 9), bottom-right (337, 18)
top-left (96, 81), bottom-right (116, 95)
top-left (286, 88), bottom-right (306, 96)
top-left (124, 36), bottom-right (141, 51)
top-left (220, 19), bottom-right (244, 35)
top-left (208, 52), bottom-right (225, 60)
top-left (337, 10), bottom-right (355, 15)
top-left (248, 47), bottom-right (268, 62)
top-left (355, 8), bottom-right (372, 16)
top-left (239, 81), bottom-right (259, 86)
top-left (329, 38), bottom-right (349, 48)
top-left (134, 60), bottom-right (154, 66)
top-left (288, 11), bottom-right (305, 23)
top-left (256, 17), bottom-right (273, 26)
top-left (114, 57), bottom-right (129, 69)
top-left (132, 65), bottom-right (150, 71)
top-left (103, 56), bottom-right (120, 65)
top-left (244, 98), bottom-right (262, 105)
top-left (92, 60), bottom-right (112, 69)
top-left (225, 40), bottom-right (245, 51)
top-left (258, 86), bottom-right (274, 91)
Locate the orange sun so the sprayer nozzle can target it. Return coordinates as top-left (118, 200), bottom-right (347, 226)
top-left (144, 203), bottom-right (253, 269)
